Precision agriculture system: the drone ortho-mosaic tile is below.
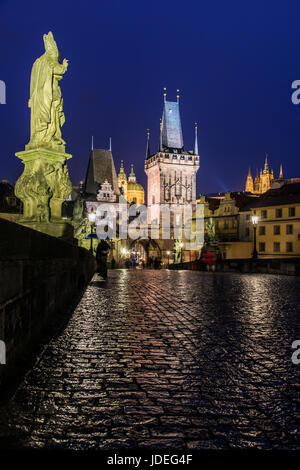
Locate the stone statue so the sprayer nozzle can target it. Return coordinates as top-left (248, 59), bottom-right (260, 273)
top-left (26, 32), bottom-right (68, 152)
top-left (174, 238), bottom-right (182, 263)
top-left (72, 196), bottom-right (89, 240)
top-left (15, 32), bottom-right (73, 240)
top-left (206, 217), bottom-right (216, 242)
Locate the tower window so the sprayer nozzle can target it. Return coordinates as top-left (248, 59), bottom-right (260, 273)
top-left (273, 225), bottom-right (280, 235)
top-left (289, 207), bottom-right (295, 217)
top-left (259, 226), bottom-right (265, 235)
top-left (152, 195), bottom-right (155, 204)
top-left (261, 210), bottom-right (267, 219)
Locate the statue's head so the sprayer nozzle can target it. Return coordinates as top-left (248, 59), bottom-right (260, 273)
top-left (43, 31), bottom-right (59, 60)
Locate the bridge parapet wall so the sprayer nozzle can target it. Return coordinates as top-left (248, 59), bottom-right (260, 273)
top-left (0, 218), bottom-right (96, 391)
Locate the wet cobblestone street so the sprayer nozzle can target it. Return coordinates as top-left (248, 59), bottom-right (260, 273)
top-left (1, 269), bottom-right (300, 450)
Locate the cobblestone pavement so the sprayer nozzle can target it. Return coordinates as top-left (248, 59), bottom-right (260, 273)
top-left (1, 269), bottom-right (300, 450)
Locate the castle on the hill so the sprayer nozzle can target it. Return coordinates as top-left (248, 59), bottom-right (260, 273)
top-left (245, 155), bottom-right (283, 194)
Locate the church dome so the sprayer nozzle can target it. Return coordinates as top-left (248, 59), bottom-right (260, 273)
top-left (127, 182), bottom-right (144, 191)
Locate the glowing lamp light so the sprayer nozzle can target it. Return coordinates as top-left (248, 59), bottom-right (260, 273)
top-left (251, 215), bottom-right (259, 225)
top-left (121, 248), bottom-right (127, 255)
top-left (88, 208), bottom-right (96, 224)
top-left (179, 242), bottom-right (184, 248)
top-left (167, 250), bottom-right (170, 255)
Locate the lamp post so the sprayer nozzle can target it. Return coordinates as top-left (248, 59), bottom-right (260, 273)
top-left (251, 215), bottom-right (258, 259)
top-left (166, 250), bottom-right (170, 267)
top-left (179, 242), bottom-right (184, 264)
top-left (88, 208), bottom-right (96, 254)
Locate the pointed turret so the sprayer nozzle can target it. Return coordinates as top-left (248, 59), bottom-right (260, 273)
top-left (118, 160), bottom-right (126, 179)
top-left (159, 118), bottom-right (163, 152)
top-left (109, 137), bottom-right (112, 152)
top-left (118, 160), bottom-right (127, 198)
top-left (194, 122), bottom-right (199, 155)
top-left (128, 164), bottom-right (136, 183)
top-left (245, 167), bottom-right (254, 193)
top-left (253, 168), bottom-right (260, 193)
top-left (279, 164), bottom-right (283, 179)
top-left (146, 129), bottom-right (151, 159)
top-left (264, 154), bottom-right (269, 173)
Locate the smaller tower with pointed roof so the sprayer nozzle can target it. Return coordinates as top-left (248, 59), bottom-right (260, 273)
top-left (118, 160), bottom-right (127, 198)
top-left (127, 164), bottom-right (145, 205)
top-left (245, 167), bottom-right (254, 193)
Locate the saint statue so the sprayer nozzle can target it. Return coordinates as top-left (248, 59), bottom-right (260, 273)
top-left (206, 217), bottom-right (216, 242)
top-left (26, 31), bottom-right (68, 152)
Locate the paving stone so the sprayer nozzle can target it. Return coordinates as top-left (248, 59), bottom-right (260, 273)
top-left (0, 270), bottom-right (300, 450)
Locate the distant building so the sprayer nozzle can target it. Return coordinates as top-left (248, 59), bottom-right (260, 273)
top-left (246, 182), bottom-right (300, 258)
top-left (0, 179), bottom-right (22, 221)
top-left (245, 155), bottom-right (283, 194)
top-left (199, 180), bottom-right (300, 260)
top-left (117, 162), bottom-right (145, 205)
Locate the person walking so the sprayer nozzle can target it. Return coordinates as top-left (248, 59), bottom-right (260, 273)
top-left (96, 239), bottom-right (110, 279)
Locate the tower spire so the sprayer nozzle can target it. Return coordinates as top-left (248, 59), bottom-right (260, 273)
top-left (194, 122), bottom-right (198, 155)
top-left (128, 163), bottom-right (136, 183)
top-left (264, 154), bottom-right (269, 173)
top-left (159, 118), bottom-right (163, 152)
top-left (146, 129), bottom-right (151, 158)
top-left (279, 164), bottom-right (283, 179)
top-left (109, 137), bottom-right (112, 152)
top-left (163, 87), bottom-right (167, 102)
top-left (245, 166), bottom-right (254, 193)
top-left (91, 135), bottom-right (94, 150)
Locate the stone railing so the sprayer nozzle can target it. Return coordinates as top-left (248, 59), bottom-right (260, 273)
top-left (0, 218), bottom-right (96, 393)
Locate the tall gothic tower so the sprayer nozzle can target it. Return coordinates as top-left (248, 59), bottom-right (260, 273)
top-left (145, 92), bottom-right (200, 223)
top-left (245, 167), bottom-right (254, 193)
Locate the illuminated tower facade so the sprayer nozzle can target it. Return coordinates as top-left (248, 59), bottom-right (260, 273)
top-left (145, 91), bottom-right (200, 223)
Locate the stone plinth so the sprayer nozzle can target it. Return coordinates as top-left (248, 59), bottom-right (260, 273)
top-left (15, 148), bottom-right (73, 240)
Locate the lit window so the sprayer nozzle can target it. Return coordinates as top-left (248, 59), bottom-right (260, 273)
top-left (259, 242), bottom-right (265, 252)
top-left (274, 242), bottom-right (280, 252)
top-left (273, 225), bottom-right (280, 235)
top-left (289, 207), bottom-right (295, 217)
top-left (261, 210), bottom-right (267, 219)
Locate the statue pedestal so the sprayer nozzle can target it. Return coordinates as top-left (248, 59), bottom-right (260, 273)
top-left (14, 148), bottom-right (74, 241)
top-left (20, 220), bottom-right (74, 240)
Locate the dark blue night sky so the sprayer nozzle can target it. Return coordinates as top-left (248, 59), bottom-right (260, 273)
top-left (1, 0), bottom-right (300, 196)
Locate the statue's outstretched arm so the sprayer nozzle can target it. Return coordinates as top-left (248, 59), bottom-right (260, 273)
top-left (53, 59), bottom-right (68, 75)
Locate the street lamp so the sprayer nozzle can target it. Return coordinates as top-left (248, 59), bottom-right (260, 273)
top-left (179, 242), bottom-right (184, 264)
top-left (251, 214), bottom-right (258, 259)
top-left (88, 208), bottom-right (96, 253)
top-left (166, 250), bottom-right (170, 266)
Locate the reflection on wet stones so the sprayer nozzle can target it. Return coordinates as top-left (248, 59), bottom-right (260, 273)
top-left (0, 270), bottom-right (300, 449)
